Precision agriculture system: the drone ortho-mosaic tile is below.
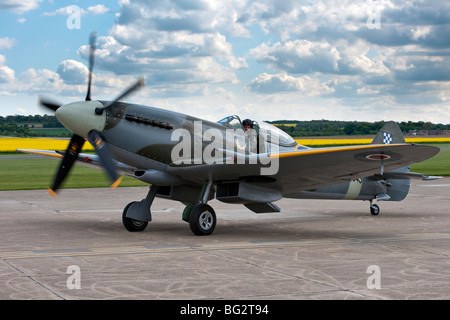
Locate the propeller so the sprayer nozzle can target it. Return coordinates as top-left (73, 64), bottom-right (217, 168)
top-left (38, 96), bottom-right (62, 112)
top-left (47, 134), bottom-right (85, 196)
top-left (39, 32), bottom-right (143, 195)
top-left (85, 32), bottom-right (96, 102)
top-left (87, 130), bottom-right (122, 188)
top-left (95, 77), bottom-right (145, 115)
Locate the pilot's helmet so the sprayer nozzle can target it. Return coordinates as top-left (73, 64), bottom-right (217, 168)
top-left (242, 119), bottom-right (253, 128)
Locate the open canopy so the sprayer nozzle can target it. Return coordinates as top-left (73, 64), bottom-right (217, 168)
top-left (217, 115), bottom-right (297, 147)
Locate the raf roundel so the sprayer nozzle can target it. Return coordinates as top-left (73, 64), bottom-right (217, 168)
top-left (365, 154), bottom-right (392, 161)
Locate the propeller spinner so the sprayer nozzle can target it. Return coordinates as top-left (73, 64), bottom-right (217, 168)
top-left (39, 32), bottom-right (143, 195)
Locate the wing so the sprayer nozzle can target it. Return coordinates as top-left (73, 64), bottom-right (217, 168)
top-left (269, 143), bottom-right (439, 191)
top-left (167, 143), bottom-right (440, 192)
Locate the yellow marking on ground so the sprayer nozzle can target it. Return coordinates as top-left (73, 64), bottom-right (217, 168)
top-left (2, 233), bottom-right (450, 260)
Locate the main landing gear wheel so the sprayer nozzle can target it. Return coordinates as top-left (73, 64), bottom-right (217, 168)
top-left (189, 203), bottom-right (216, 236)
top-left (370, 204), bottom-right (380, 216)
top-left (122, 201), bottom-right (148, 232)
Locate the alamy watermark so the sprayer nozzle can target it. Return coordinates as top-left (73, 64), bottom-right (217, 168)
top-left (366, 265), bottom-right (381, 289)
top-left (66, 265), bottom-right (81, 289)
top-left (170, 121), bottom-right (279, 175)
top-left (66, 5), bottom-right (81, 30)
top-left (67, 4), bottom-right (381, 31)
top-left (367, 4), bottom-right (381, 30)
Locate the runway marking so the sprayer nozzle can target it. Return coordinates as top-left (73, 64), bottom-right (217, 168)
top-left (1, 232), bottom-right (450, 260)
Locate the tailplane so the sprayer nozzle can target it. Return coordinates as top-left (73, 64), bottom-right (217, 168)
top-left (371, 121), bottom-right (405, 144)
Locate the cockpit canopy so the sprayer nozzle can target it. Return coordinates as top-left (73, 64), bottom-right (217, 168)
top-left (217, 115), bottom-right (297, 147)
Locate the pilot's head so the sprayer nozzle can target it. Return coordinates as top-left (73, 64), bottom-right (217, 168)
top-left (242, 119), bottom-right (253, 131)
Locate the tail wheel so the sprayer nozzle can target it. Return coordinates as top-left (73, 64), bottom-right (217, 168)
top-left (370, 204), bottom-right (380, 216)
top-left (189, 203), bottom-right (216, 236)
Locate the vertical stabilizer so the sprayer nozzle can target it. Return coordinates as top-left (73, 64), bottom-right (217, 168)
top-left (371, 121), bottom-right (405, 144)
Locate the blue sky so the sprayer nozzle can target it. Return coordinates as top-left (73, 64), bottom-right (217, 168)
top-left (0, 0), bottom-right (449, 123)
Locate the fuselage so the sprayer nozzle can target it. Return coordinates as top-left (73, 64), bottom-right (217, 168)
top-left (55, 99), bottom-right (411, 202)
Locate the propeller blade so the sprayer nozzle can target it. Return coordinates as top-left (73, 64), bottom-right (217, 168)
top-left (87, 130), bottom-right (122, 189)
top-left (38, 96), bottom-right (62, 112)
top-left (48, 134), bottom-right (85, 196)
top-left (85, 32), bottom-right (97, 101)
top-left (95, 77), bottom-right (145, 115)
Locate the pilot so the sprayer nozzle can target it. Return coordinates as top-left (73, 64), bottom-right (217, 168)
top-left (242, 118), bottom-right (253, 132)
top-left (242, 119), bottom-right (257, 153)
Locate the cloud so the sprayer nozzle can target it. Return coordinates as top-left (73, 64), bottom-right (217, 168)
top-left (0, 37), bottom-right (15, 50)
top-left (42, 5), bottom-right (80, 17)
top-left (87, 4), bottom-right (110, 15)
top-left (239, 0), bottom-right (450, 113)
top-left (4, 0), bottom-right (447, 122)
top-left (57, 60), bottom-right (89, 85)
top-left (16, 107), bottom-right (27, 114)
top-left (0, 0), bottom-right (43, 14)
top-left (251, 39), bottom-right (390, 76)
top-left (69, 0), bottom-right (450, 122)
top-left (0, 55), bottom-right (15, 83)
top-left (17, 68), bottom-right (64, 93)
top-left (251, 40), bottom-right (341, 74)
top-left (393, 56), bottom-right (450, 82)
top-left (247, 72), bottom-right (334, 95)
top-left (0, 62), bottom-right (144, 101)
top-left (73, 0), bottom-right (249, 94)
top-left (357, 87), bottom-right (379, 95)
top-left (114, 0), bottom-right (250, 37)
top-left (43, 4), bottom-right (110, 17)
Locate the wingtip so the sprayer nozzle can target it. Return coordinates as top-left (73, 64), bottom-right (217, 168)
top-left (111, 176), bottom-right (122, 190)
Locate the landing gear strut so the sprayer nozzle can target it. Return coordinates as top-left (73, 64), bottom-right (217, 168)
top-left (121, 181), bottom-right (218, 235)
top-left (185, 181), bottom-right (217, 236)
top-left (122, 185), bottom-right (158, 232)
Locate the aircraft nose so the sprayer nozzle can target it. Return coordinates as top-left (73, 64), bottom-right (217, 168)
top-left (56, 101), bottom-right (107, 138)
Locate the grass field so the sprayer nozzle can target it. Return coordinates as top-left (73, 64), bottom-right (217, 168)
top-left (0, 155), bottom-right (147, 191)
top-left (410, 146), bottom-right (450, 177)
top-left (0, 137), bottom-right (449, 191)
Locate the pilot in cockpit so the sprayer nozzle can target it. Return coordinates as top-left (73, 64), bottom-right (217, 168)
top-left (242, 118), bottom-right (253, 132)
top-left (242, 118), bottom-right (257, 153)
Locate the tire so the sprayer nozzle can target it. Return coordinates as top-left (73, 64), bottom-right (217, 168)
top-left (370, 204), bottom-right (380, 216)
top-left (122, 201), bottom-right (148, 232)
top-left (189, 203), bottom-right (216, 236)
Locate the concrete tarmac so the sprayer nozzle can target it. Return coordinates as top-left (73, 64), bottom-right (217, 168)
top-left (1, 178), bottom-right (450, 300)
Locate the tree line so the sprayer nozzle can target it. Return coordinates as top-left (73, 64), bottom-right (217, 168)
top-left (1, 114), bottom-right (64, 127)
top-left (1, 115), bottom-right (450, 138)
top-left (0, 114), bottom-right (67, 137)
top-left (268, 120), bottom-right (450, 137)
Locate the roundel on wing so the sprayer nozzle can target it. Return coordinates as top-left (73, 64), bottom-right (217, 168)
top-left (365, 154), bottom-right (391, 161)
top-left (354, 150), bottom-right (402, 162)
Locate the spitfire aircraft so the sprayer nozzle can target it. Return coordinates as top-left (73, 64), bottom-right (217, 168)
top-left (19, 33), bottom-right (440, 236)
